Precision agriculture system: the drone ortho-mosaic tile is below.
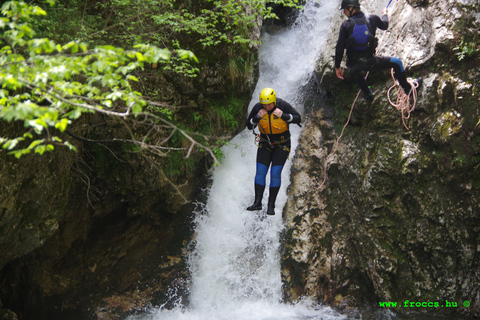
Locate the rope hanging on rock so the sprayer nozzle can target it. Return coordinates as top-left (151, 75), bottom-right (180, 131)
top-left (387, 77), bottom-right (420, 130)
top-left (386, 0), bottom-right (420, 130)
top-left (318, 0), bottom-right (417, 189)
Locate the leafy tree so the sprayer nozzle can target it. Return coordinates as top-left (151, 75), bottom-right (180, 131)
top-left (0, 0), bottom-right (301, 163)
top-left (0, 1), bottom-right (208, 159)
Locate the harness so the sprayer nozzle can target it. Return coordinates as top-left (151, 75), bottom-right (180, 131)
top-left (253, 131), bottom-right (290, 153)
top-left (346, 15), bottom-right (377, 58)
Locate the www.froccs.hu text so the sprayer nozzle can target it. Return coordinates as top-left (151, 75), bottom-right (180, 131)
top-left (379, 300), bottom-right (462, 308)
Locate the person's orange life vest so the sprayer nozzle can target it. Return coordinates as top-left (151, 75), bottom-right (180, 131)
top-left (258, 113), bottom-right (288, 135)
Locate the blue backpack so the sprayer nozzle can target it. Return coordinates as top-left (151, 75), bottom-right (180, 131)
top-left (347, 15), bottom-right (377, 54)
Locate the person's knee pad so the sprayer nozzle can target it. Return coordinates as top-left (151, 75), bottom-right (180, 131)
top-left (390, 57), bottom-right (405, 73)
top-left (254, 163), bottom-right (269, 186)
top-left (270, 165), bottom-right (283, 188)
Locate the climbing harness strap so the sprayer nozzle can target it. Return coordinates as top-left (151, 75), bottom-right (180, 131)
top-left (253, 130), bottom-right (290, 156)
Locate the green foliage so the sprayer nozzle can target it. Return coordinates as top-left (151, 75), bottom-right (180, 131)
top-left (0, 1), bottom-right (196, 158)
top-left (204, 94), bottom-right (248, 133)
top-left (151, 0), bottom-right (302, 48)
top-left (32, 0), bottom-right (301, 77)
top-left (454, 38), bottom-right (478, 61)
top-left (1, 0), bottom-right (301, 164)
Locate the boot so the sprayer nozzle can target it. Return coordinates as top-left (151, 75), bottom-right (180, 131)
top-left (396, 71), bottom-right (411, 95)
top-left (405, 77), bottom-right (423, 95)
top-left (266, 186), bottom-right (280, 216)
top-left (246, 183), bottom-right (264, 211)
top-left (414, 77), bottom-right (423, 90)
top-left (362, 87), bottom-right (374, 101)
top-left (266, 202), bottom-right (275, 215)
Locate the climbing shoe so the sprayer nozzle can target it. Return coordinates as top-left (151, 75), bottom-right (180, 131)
top-left (406, 77), bottom-right (423, 95)
top-left (266, 205), bottom-right (275, 215)
top-left (415, 77), bottom-right (423, 89)
top-left (246, 202), bottom-right (262, 211)
top-left (363, 88), bottom-right (374, 101)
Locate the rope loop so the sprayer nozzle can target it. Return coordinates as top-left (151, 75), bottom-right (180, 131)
top-left (387, 77), bottom-right (420, 130)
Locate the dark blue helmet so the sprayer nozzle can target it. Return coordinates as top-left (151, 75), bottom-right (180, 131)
top-left (340, 0), bottom-right (360, 9)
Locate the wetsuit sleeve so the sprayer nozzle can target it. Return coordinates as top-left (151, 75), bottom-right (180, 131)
top-left (279, 101), bottom-right (301, 124)
top-left (335, 21), bottom-right (350, 69)
top-left (369, 14), bottom-right (388, 31)
top-left (246, 104), bottom-right (262, 130)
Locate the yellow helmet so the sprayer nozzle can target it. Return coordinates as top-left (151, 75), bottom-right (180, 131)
top-left (259, 88), bottom-right (276, 105)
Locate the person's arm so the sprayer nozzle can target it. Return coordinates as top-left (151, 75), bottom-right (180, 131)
top-left (335, 67), bottom-right (344, 80)
top-left (334, 21), bottom-right (349, 69)
top-left (246, 104), bottom-right (264, 130)
top-left (277, 100), bottom-right (301, 124)
top-left (335, 21), bottom-right (350, 79)
top-left (371, 13), bottom-right (389, 31)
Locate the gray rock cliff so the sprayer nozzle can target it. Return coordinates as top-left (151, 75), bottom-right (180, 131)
top-left (282, 0), bottom-right (480, 318)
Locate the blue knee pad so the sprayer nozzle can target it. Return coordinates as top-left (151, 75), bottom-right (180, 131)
top-left (270, 165), bottom-right (283, 188)
top-left (390, 57), bottom-right (405, 72)
top-left (254, 163), bottom-right (269, 186)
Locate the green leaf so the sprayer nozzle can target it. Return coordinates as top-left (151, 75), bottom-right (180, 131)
top-left (27, 139), bottom-right (43, 150)
top-left (127, 75), bottom-right (139, 82)
top-left (64, 141), bottom-right (77, 152)
top-left (28, 119), bottom-right (45, 133)
top-left (132, 104), bottom-right (142, 114)
top-left (9, 149), bottom-right (31, 159)
top-left (54, 118), bottom-right (69, 132)
top-left (3, 138), bottom-right (19, 150)
top-left (136, 51), bottom-right (146, 62)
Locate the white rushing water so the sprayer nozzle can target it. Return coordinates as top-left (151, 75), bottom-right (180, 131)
top-left (131, 1), bottom-right (346, 319)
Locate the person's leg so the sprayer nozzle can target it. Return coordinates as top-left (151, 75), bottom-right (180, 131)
top-left (266, 146), bottom-right (290, 215)
top-left (351, 69), bottom-right (372, 97)
top-left (348, 58), bottom-right (375, 100)
top-left (247, 146), bottom-right (271, 211)
top-left (374, 56), bottom-right (421, 95)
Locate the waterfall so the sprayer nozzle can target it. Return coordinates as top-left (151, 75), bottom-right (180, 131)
top-left (130, 1), bottom-right (347, 319)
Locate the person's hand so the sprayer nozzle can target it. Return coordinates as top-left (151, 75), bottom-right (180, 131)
top-left (273, 108), bottom-right (283, 118)
top-left (258, 108), bottom-right (267, 118)
top-left (382, 8), bottom-right (388, 16)
top-left (335, 68), bottom-right (344, 80)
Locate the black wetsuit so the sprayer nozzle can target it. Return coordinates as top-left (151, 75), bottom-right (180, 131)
top-left (246, 98), bottom-right (301, 213)
top-left (335, 11), bottom-right (413, 95)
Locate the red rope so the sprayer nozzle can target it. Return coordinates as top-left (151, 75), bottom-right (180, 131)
top-left (387, 77), bottom-right (419, 130)
top-left (317, 88), bottom-right (362, 189)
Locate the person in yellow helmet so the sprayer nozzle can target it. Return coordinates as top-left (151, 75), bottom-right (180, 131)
top-left (246, 88), bottom-right (301, 215)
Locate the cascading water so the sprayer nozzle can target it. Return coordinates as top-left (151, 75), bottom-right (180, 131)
top-left (130, 1), bottom-right (347, 319)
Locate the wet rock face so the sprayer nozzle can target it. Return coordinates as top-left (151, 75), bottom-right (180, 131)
top-left (0, 145), bottom-right (74, 271)
top-left (283, 75), bottom-right (480, 318)
top-left (0, 131), bottom-right (201, 319)
top-left (263, 1), bottom-right (305, 34)
top-left (283, 0), bottom-right (480, 318)
top-left (407, 0), bottom-right (429, 7)
top-left (0, 309), bottom-right (18, 320)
